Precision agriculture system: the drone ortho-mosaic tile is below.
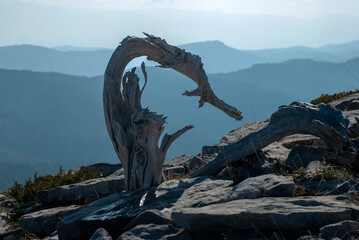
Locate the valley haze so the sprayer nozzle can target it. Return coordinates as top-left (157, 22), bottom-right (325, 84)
top-left (1, 39), bottom-right (359, 189)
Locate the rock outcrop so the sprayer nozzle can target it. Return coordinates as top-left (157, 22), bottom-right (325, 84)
top-left (3, 94), bottom-right (359, 240)
top-left (36, 175), bottom-right (125, 205)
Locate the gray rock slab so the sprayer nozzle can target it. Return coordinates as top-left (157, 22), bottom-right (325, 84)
top-left (344, 110), bottom-right (359, 138)
top-left (91, 228), bottom-right (113, 240)
top-left (330, 93), bottom-right (359, 111)
top-left (320, 220), bottom-right (359, 240)
top-left (77, 162), bottom-right (123, 178)
top-left (305, 161), bottom-right (327, 180)
top-left (261, 141), bottom-right (291, 164)
top-left (280, 134), bottom-right (325, 149)
top-left (118, 224), bottom-right (190, 240)
top-left (0, 199), bottom-right (17, 208)
top-left (286, 146), bottom-right (325, 170)
top-left (0, 218), bottom-right (9, 234)
top-left (172, 195), bottom-right (359, 234)
top-left (123, 209), bottom-right (173, 232)
top-left (0, 194), bottom-right (5, 201)
top-left (0, 212), bottom-right (7, 219)
top-left (223, 174), bottom-right (295, 201)
top-left (163, 155), bottom-right (193, 168)
top-left (20, 205), bottom-right (82, 238)
top-left (57, 177), bottom-right (233, 240)
top-left (36, 175), bottom-right (124, 205)
top-left (164, 155), bottom-right (205, 173)
top-left (220, 121), bottom-right (269, 145)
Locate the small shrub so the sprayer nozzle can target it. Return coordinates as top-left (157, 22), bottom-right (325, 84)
top-left (9, 166), bottom-right (99, 203)
top-left (322, 165), bottom-right (351, 180)
top-left (310, 89), bottom-right (359, 105)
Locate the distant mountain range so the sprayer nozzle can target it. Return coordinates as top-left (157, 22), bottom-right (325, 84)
top-left (0, 67), bottom-right (295, 189)
top-left (1, 39), bottom-right (359, 76)
top-left (1, 39), bottom-right (359, 189)
top-left (1, 53), bottom-right (359, 189)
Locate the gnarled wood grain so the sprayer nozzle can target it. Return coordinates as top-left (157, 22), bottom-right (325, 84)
top-left (189, 102), bottom-right (355, 178)
top-left (104, 34), bottom-right (241, 190)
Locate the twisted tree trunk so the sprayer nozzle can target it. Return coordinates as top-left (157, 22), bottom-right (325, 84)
top-left (104, 34), bottom-right (242, 190)
top-left (189, 102), bottom-right (355, 178)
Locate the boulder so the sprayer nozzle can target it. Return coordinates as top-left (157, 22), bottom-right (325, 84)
top-left (163, 155), bottom-right (193, 168)
top-left (0, 218), bottom-right (9, 234)
top-left (77, 162), bottom-right (123, 178)
top-left (330, 93), bottom-right (359, 111)
top-left (36, 175), bottom-right (124, 205)
top-left (330, 93), bottom-right (359, 138)
top-left (163, 155), bottom-right (205, 174)
top-left (57, 177), bottom-right (233, 240)
top-left (305, 161), bottom-right (327, 181)
top-left (285, 146), bottom-right (326, 170)
top-left (319, 220), bottom-right (359, 240)
top-left (118, 224), bottom-right (190, 240)
top-left (90, 228), bottom-right (113, 240)
top-left (123, 210), bottom-right (173, 232)
top-left (0, 199), bottom-right (17, 208)
top-left (172, 195), bottom-right (359, 234)
top-left (220, 121), bottom-right (269, 145)
top-left (20, 205), bottom-right (82, 238)
top-left (223, 174), bottom-right (295, 201)
top-left (280, 134), bottom-right (325, 150)
top-left (250, 142), bottom-right (290, 176)
top-left (0, 194), bottom-right (5, 201)
top-left (344, 110), bottom-right (359, 138)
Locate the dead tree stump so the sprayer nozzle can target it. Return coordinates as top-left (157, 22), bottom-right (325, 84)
top-left (103, 33), bottom-right (242, 190)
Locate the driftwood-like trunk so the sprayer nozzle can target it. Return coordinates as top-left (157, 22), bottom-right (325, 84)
top-left (189, 102), bottom-right (355, 178)
top-left (104, 34), bottom-right (242, 190)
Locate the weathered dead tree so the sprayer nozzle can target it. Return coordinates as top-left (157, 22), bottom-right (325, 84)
top-left (189, 102), bottom-right (355, 178)
top-left (104, 33), bottom-right (242, 190)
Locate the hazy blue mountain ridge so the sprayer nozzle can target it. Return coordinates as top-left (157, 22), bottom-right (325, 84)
top-left (213, 58), bottom-right (359, 100)
top-left (0, 66), bottom-right (297, 189)
top-left (1, 39), bottom-right (359, 77)
top-left (1, 39), bottom-right (359, 189)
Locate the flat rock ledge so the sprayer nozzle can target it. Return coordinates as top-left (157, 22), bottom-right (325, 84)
top-left (56, 174), bottom-right (297, 240)
top-left (171, 195), bottom-right (359, 235)
top-left (57, 176), bottom-right (233, 240)
top-left (20, 205), bottom-right (82, 238)
top-left (36, 175), bottom-right (125, 205)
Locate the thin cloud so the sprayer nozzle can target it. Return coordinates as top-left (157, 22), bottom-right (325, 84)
top-left (19, 0), bottom-right (359, 18)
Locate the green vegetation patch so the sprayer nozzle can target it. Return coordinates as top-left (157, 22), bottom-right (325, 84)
top-left (310, 89), bottom-right (359, 105)
top-left (9, 166), bottom-right (99, 203)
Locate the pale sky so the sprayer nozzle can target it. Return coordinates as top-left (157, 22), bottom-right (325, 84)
top-left (19, 0), bottom-right (359, 18)
top-left (1, 0), bottom-right (359, 49)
